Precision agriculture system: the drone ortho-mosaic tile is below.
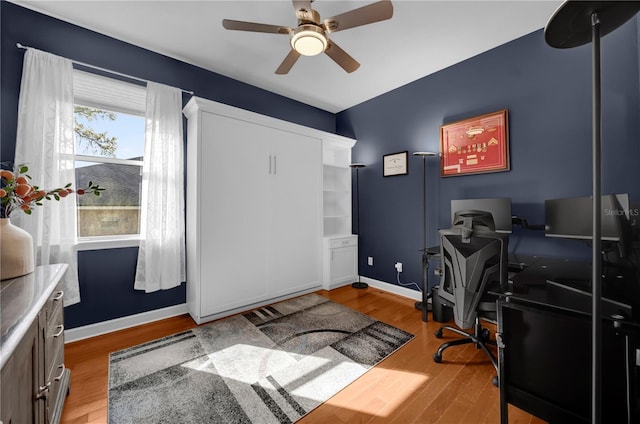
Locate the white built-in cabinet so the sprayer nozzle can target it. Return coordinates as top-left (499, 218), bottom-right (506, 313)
top-left (323, 235), bottom-right (358, 289)
top-left (184, 97), bottom-right (356, 323)
top-left (322, 140), bottom-right (354, 236)
top-left (322, 138), bottom-right (358, 289)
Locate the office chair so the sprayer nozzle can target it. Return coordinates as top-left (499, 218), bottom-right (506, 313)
top-left (432, 211), bottom-right (509, 375)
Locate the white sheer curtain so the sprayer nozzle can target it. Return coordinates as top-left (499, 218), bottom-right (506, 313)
top-left (13, 48), bottom-right (80, 305)
top-left (134, 82), bottom-right (186, 292)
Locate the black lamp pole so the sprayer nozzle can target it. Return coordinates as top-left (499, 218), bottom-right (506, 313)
top-left (350, 163), bottom-right (367, 289)
top-left (413, 153), bottom-right (438, 249)
top-left (544, 2), bottom-right (640, 422)
top-left (412, 152), bottom-right (438, 317)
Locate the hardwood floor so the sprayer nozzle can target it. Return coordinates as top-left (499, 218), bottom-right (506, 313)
top-left (61, 286), bottom-right (544, 423)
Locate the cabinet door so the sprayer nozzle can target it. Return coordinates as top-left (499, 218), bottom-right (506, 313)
top-left (268, 131), bottom-right (322, 296)
top-left (1, 318), bottom-right (40, 424)
top-left (198, 113), bottom-right (270, 316)
top-left (330, 245), bottom-right (358, 286)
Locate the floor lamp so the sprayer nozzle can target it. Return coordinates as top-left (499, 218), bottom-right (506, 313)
top-left (544, 2), bottom-right (640, 422)
top-left (350, 163), bottom-right (367, 289)
top-left (412, 151), bottom-right (438, 317)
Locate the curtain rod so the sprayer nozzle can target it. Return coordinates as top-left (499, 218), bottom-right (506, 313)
top-left (16, 43), bottom-right (194, 95)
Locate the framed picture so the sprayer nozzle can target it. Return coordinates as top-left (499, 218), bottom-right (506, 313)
top-left (440, 109), bottom-right (510, 177)
top-left (383, 151), bottom-right (408, 177)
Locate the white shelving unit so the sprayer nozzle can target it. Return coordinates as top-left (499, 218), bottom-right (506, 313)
top-left (322, 137), bottom-right (358, 289)
top-left (322, 138), bottom-right (355, 237)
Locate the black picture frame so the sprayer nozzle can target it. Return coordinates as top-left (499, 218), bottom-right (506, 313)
top-left (383, 151), bottom-right (409, 177)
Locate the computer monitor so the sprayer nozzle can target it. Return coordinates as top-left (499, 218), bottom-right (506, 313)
top-left (544, 194), bottom-right (630, 242)
top-left (450, 197), bottom-right (512, 233)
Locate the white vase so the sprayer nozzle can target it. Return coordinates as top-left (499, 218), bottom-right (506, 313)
top-left (1, 218), bottom-right (35, 280)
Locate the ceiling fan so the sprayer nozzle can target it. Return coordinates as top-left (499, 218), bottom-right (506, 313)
top-left (222, 0), bottom-right (393, 74)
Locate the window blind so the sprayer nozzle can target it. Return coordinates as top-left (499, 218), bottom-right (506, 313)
top-left (73, 69), bottom-right (146, 115)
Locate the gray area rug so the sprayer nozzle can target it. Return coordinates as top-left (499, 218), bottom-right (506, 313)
top-left (108, 293), bottom-right (414, 423)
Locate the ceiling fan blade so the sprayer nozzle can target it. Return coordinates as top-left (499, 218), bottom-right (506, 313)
top-left (324, 40), bottom-right (360, 73)
top-left (323, 0), bottom-right (393, 33)
top-left (275, 50), bottom-right (301, 75)
top-left (222, 19), bottom-right (291, 35)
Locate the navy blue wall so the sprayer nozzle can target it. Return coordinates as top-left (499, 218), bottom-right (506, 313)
top-left (337, 19), bottom-right (640, 292)
top-left (0, 2), bottom-right (335, 328)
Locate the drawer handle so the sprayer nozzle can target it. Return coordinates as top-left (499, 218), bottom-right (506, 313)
top-left (36, 382), bottom-right (51, 400)
top-left (54, 364), bottom-right (66, 381)
top-left (53, 325), bottom-right (64, 338)
top-left (52, 291), bottom-right (64, 301)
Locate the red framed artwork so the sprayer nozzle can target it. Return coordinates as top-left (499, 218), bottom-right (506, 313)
top-left (440, 109), bottom-right (510, 177)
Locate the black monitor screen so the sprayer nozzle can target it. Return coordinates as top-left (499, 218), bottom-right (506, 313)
top-left (450, 197), bottom-right (512, 233)
top-left (544, 194), bottom-right (629, 242)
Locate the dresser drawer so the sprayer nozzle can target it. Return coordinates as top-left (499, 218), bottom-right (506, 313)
top-left (44, 285), bottom-right (66, 424)
top-left (329, 236), bottom-right (357, 249)
top-left (44, 300), bottom-right (64, 375)
top-left (45, 284), bottom-right (64, 322)
top-left (46, 346), bottom-right (67, 424)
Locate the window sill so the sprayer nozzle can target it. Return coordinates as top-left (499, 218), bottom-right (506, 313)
top-left (77, 236), bottom-right (141, 251)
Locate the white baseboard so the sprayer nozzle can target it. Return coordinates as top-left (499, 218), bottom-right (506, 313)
top-left (324, 280), bottom-right (355, 291)
top-left (358, 276), bottom-right (422, 301)
top-left (64, 303), bottom-right (189, 343)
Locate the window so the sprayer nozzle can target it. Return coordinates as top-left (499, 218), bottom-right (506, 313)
top-left (73, 70), bottom-right (147, 245)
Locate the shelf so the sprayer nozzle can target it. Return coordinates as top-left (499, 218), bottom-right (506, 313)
top-left (323, 163), bottom-right (349, 170)
top-left (322, 138), bottom-right (353, 238)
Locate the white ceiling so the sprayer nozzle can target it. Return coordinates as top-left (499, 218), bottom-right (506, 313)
top-left (12, 0), bottom-right (562, 113)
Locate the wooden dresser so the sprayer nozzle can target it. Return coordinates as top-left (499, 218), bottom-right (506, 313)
top-left (1, 264), bottom-right (70, 424)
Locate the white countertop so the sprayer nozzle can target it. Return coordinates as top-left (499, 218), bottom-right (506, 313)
top-left (0, 264), bottom-right (68, 369)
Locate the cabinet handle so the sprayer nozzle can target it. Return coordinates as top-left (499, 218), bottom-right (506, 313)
top-left (54, 364), bottom-right (66, 381)
top-left (52, 291), bottom-right (64, 301)
top-left (268, 155), bottom-right (272, 174)
top-left (36, 382), bottom-right (51, 400)
top-left (496, 333), bottom-right (505, 349)
top-left (53, 325), bottom-right (64, 338)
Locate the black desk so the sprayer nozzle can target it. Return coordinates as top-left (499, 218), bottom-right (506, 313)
top-left (494, 257), bottom-right (640, 423)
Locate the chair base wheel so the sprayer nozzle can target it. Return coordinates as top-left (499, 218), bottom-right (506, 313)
top-left (492, 376), bottom-right (499, 387)
top-left (433, 353), bottom-right (442, 363)
top-left (481, 328), bottom-right (490, 340)
top-left (434, 329), bottom-right (443, 338)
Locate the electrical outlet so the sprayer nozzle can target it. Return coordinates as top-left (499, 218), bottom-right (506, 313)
top-left (395, 262), bottom-right (403, 273)
top-left (367, 256), bottom-right (374, 266)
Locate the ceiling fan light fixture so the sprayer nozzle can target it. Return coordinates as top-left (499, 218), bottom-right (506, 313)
top-left (291, 25), bottom-right (327, 56)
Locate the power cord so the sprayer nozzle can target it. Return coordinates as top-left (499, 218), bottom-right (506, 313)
top-left (396, 271), bottom-right (422, 292)
top-left (511, 216), bottom-right (545, 230)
